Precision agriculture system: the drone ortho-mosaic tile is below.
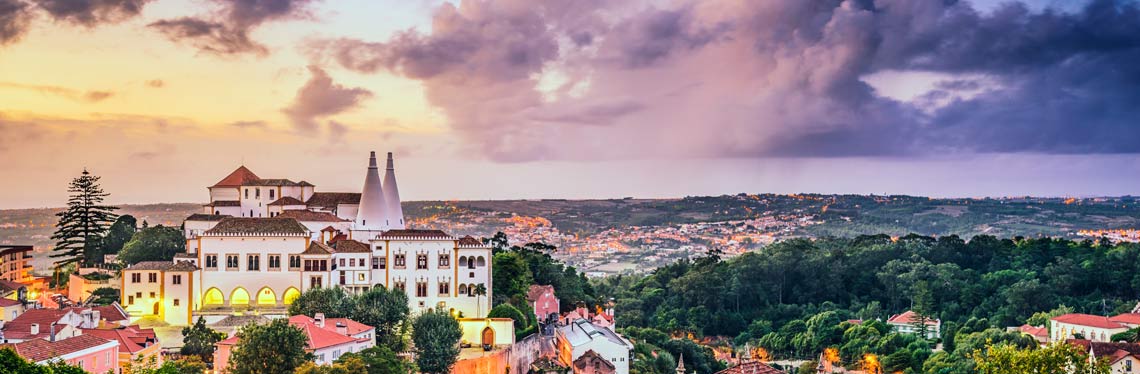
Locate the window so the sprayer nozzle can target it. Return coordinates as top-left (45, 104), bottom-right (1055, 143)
top-left (255, 188), bottom-right (260, 199)
top-left (339, 258), bottom-right (345, 267)
top-left (416, 254), bottom-right (428, 270)
top-left (289, 255), bottom-right (301, 269)
top-left (394, 254), bottom-right (406, 268)
top-left (439, 254), bottom-right (450, 267)
top-left (439, 282), bottom-right (450, 295)
top-left (128, 295), bottom-right (134, 304)
top-left (304, 260), bottom-right (313, 272)
top-left (149, 292), bottom-right (156, 298)
top-left (372, 257), bottom-right (379, 269)
top-left (131, 273), bottom-right (141, 283)
top-left (358, 273), bottom-right (366, 281)
top-left (458, 284), bottom-right (467, 295)
top-left (248, 255), bottom-right (260, 270)
top-left (172, 275), bottom-right (182, 285)
top-left (269, 255), bottom-right (281, 270)
top-left (339, 271), bottom-right (346, 285)
top-left (148, 273), bottom-right (157, 283)
top-left (136, 292), bottom-right (142, 298)
top-left (378, 257), bottom-right (386, 269)
top-left (395, 281), bottom-right (406, 292)
top-left (349, 258), bottom-right (356, 267)
top-left (310, 276), bottom-right (323, 289)
top-left (226, 255), bottom-right (239, 270)
top-left (467, 257), bottom-right (475, 269)
top-left (416, 281), bottom-right (427, 297)
top-left (245, 189), bottom-right (249, 199)
top-left (173, 299), bottom-right (180, 306)
top-left (206, 255), bottom-right (218, 269)
top-left (269, 189), bottom-right (275, 199)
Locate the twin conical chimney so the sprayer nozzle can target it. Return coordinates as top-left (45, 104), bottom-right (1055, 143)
top-left (383, 152), bottom-right (405, 229)
top-left (355, 151), bottom-right (388, 230)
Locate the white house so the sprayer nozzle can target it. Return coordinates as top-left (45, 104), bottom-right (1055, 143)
top-left (887, 311), bottom-right (941, 340)
top-left (1051, 313), bottom-right (1133, 342)
top-left (213, 313), bottom-right (374, 372)
top-left (556, 319), bottom-right (634, 374)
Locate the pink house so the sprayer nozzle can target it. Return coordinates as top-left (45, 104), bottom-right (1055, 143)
top-left (527, 285), bottom-right (559, 323)
top-left (0, 334), bottom-right (119, 373)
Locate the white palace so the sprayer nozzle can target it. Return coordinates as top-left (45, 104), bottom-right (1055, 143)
top-left (120, 152), bottom-right (494, 327)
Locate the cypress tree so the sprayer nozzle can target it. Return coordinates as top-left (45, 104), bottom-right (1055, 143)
top-left (50, 169), bottom-right (118, 267)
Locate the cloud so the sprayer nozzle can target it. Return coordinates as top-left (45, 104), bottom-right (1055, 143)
top-left (145, 79), bottom-right (164, 88)
top-left (0, 81), bottom-right (115, 102)
top-left (32, 0), bottom-right (151, 26)
top-left (149, 0), bottom-right (318, 56)
top-left (281, 65), bottom-right (372, 133)
top-left (229, 120), bottom-right (267, 129)
top-left (0, 0), bottom-right (32, 46)
top-left (309, 0), bottom-right (1140, 161)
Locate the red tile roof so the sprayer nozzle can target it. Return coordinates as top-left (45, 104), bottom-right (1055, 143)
top-left (1110, 313), bottom-right (1140, 326)
top-left (458, 236), bottom-right (482, 246)
top-left (268, 197), bottom-right (306, 206)
top-left (715, 360), bottom-right (785, 374)
top-left (3, 306), bottom-right (128, 340)
top-left (305, 193), bottom-right (361, 209)
top-left (211, 166), bottom-right (260, 188)
top-left (302, 242), bottom-right (333, 255)
top-left (1018, 324), bottom-right (1049, 338)
top-left (325, 318), bottom-right (374, 336)
top-left (0, 298), bottom-right (21, 307)
top-left (1067, 339), bottom-right (1140, 362)
top-left (0, 335), bottom-right (116, 362)
top-left (286, 315), bottom-right (363, 350)
top-left (1053, 314), bottom-right (1126, 330)
top-left (331, 240), bottom-right (371, 253)
top-left (277, 210), bottom-right (347, 222)
top-left (887, 311), bottom-right (940, 325)
top-left (526, 285), bottom-right (555, 302)
top-left (204, 217), bottom-right (309, 235)
top-left (80, 325), bottom-right (157, 354)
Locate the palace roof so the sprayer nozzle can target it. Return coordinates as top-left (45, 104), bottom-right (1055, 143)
top-left (186, 214), bottom-right (229, 221)
top-left (247, 179), bottom-right (314, 187)
top-left (205, 200), bottom-right (241, 207)
top-left (126, 261), bottom-right (199, 272)
top-left (211, 166), bottom-right (260, 188)
top-left (0, 335), bottom-right (116, 363)
top-left (204, 217), bottom-right (309, 236)
top-left (302, 242), bottom-right (333, 255)
top-left (1052, 313), bottom-right (1125, 329)
top-left (380, 229), bottom-right (451, 239)
top-left (458, 236), bottom-right (483, 246)
top-left (715, 360), bottom-right (785, 374)
top-left (268, 197), bottom-right (306, 206)
top-left (331, 240), bottom-right (371, 253)
top-left (305, 192), bottom-right (361, 209)
top-left (277, 210), bottom-right (347, 222)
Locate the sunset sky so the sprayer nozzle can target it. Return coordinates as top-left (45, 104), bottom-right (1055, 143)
top-left (2, 0), bottom-right (1139, 208)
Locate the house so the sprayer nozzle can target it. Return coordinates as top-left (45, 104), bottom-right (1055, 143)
top-left (527, 285), bottom-right (560, 323)
top-left (1015, 324), bottom-right (1049, 344)
top-left (556, 319), bottom-right (633, 374)
top-left (887, 311), bottom-right (941, 339)
top-left (574, 350), bottom-right (616, 374)
top-left (0, 298), bottom-right (24, 322)
top-left (1, 305), bottom-right (129, 343)
top-left (1067, 339), bottom-right (1140, 373)
top-left (0, 334), bottom-right (119, 373)
top-left (81, 324), bottom-right (160, 370)
top-left (714, 360), bottom-right (785, 374)
top-left (213, 313), bottom-right (374, 372)
top-left (120, 261), bottom-right (198, 326)
top-left (0, 246), bottom-right (34, 284)
top-left (1051, 314), bottom-right (1131, 342)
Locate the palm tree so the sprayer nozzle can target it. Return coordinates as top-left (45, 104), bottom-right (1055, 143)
top-left (474, 284), bottom-right (487, 317)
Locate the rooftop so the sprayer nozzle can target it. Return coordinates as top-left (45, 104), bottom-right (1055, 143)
top-left (331, 240), bottom-right (371, 253)
top-left (211, 166), bottom-right (260, 188)
top-left (305, 192), bottom-right (361, 209)
top-left (204, 217), bottom-right (309, 236)
top-left (558, 319), bottom-right (631, 349)
top-left (1052, 313), bottom-right (1126, 330)
top-left (126, 261), bottom-right (199, 272)
top-left (379, 229), bottom-right (452, 239)
top-left (268, 197), bottom-right (306, 206)
top-left (186, 213), bottom-right (230, 221)
top-left (887, 311), bottom-right (940, 325)
top-left (0, 335), bottom-right (117, 362)
top-left (277, 210), bottom-right (347, 222)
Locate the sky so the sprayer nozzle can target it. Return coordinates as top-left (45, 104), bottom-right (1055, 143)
top-left (1, 0), bottom-right (1139, 208)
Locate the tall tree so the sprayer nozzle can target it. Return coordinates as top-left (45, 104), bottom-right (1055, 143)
top-left (412, 309), bottom-right (462, 374)
top-left (181, 317), bottom-right (227, 363)
top-left (229, 319), bottom-right (312, 374)
top-left (352, 286), bottom-right (410, 347)
top-left (50, 169), bottom-right (118, 267)
top-left (910, 280), bottom-right (936, 340)
top-left (474, 283), bottom-right (487, 317)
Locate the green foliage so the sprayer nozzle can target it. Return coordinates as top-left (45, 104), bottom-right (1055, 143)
top-left (181, 317), bottom-right (227, 363)
top-left (117, 225), bottom-right (185, 265)
top-left (122, 354), bottom-right (207, 374)
top-left (973, 342), bottom-right (1109, 374)
top-left (1026, 305), bottom-right (1074, 327)
top-left (96, 215), bottom-right (137, 265)
top-left (487, 303), bottom-right (533, 340)
top-left (50, 169), bottom-right (119, 267)
top-left (288, 286), bottom-right (411, 350)
top-left (485, 232), bottom-right (595, 312)
top-left (287, 286), bottom-right (354, 318)
top-left (1111, 327), bottom-right (1140, 343)
top-left (412, 309), bottom-right (462, 374)
top-left (88, 286), bottom-right (120, 305)
top-left (337, 346), bottom-right (416, 374)
top-left (0, 347), bottom-right (87, 373)
top-left (228, 319), bottom-right (313, 374)
top-left (294, 356), bottom-right (366, 374)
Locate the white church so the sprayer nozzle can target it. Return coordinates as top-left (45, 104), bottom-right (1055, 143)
top-left (120, 152), bottom-right (498, 336)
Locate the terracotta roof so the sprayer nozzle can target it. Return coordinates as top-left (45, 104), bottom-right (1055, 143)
top-left (458, 236), bottom-right (482, 246)
top-left (1018, 324), bottom-right (1049, 338)
top-left (715, 360), bottom-right (785, 374)
top-left (80, 325), bottom-right (157, 354)
top-left (247, 179), bottom-right (309, 187)
top-left (573, 350), bottom-right (615, 371)
top-left (287, 315), bottom-right (359, 350)
top-left (126, 261), bottom-right (199, 272)
top-left (1110, 313), bottom-right (1140, 326)
top-left (186, 213), bottom-right (229, 221)
top-left (268, 197), bottom-right (306, 206)
top-left (380, 229), bottom-right (451, 238)
top-left (1067, 339), bottom-right (1140, 361)
top-left (325, 318), bottom-right (374, 336)
top-left (211, 166), bottom-right (260, 188)
top-left (204, 217), bottom-right (309, 235)
top-left (332, 240), bottom-right (371, 253)
top-left (526, 285), bottom-right (555, 302)
top-left (306, 193), bottom-right (360, 209)
top-left (302, 242), bottom-right (333, 255)
top-left (0, 298), bottom-right (21, 307)
top-left (278, 210), bottom-right (348, 222)
top-left (887, 311), bottom-right (939, 325)
top-left (0, 335), bottom-right (116, 362)
top-left (205, 200), bottom-right (241, 207)
top-left (1053, 314), bottom-right (1126, 330)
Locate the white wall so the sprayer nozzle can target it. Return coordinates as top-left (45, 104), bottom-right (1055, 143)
top-left (198, 236), bottom-right (310, 307)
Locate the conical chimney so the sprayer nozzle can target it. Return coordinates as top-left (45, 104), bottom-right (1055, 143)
top-left (355, 152), bottom-right (388, 230)
top-left (382, 152), bottom-right (405, 229)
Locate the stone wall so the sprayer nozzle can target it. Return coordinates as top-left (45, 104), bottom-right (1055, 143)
top-left (453, 333), bottom-right (556, 374)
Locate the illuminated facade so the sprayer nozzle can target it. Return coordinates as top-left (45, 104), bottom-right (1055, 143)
top-left (0, 246), bottom-right (34, 284)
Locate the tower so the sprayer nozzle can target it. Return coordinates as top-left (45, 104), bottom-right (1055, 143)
top-left (355, 151), bottom-right (388, 230)
top-left (382, 152), bottom-right (405, 229)
top-left (676, 352), bottom-right (686, 374)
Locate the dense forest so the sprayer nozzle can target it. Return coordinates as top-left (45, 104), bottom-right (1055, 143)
top-left (592, 235), bottom-right (1140, 373)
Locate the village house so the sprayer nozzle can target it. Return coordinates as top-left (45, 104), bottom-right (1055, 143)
top-left (1050, 313), bottom-right (1140, 342)
top-left (0, 334), bottom-right (120, 373)
top-left (527, 284), bottom-right (560, 323)
top-left (1068, 339), bottom-right (1140, 373)
top-left (886, 311), bottom-right (941, 339)
top-left (556, 319), bottom-right (633, 374)
top-left (213, 313), bottom-right (374, 371)
top-left (0, 305), bottom-right (128, 343)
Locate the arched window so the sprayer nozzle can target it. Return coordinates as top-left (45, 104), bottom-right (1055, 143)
top-left (476, 256), bottom-right (486, 267)
top-left (458, 284), bottom-right (468, 295)
top-left (467, 257), bottom-right (475, 269)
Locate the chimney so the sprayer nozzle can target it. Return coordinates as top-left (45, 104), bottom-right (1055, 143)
top-left (49, 322), bottom-right (57, 342)
top-left (355, 152), bottom-right (389, 230)
top-left (382, 152), bottom-right (405, 229)
top-left (29, 323), bottom-right (38, 336)
top-left (336, 322), bottom-right (347, 336)
top-left (314, 313), bottom-right (325, 328)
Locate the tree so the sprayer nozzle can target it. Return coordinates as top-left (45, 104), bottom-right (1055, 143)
top-left (50, 169), bottom-right (118, 267)
top-left (412, 309), bottom-right (462, 374)
top-left (181, 317), bottom-right (227, 363)
top-left (973, 342), bottom-right (1109, 374)
top-left (488, 303), bottom-right (531, 340)
top-left (229, 319), bottom-right (312, 374)
top-left (117, 225), bottom-right (185, 266)
top-left (0, 347), bottom-right (87, 373)
top-left (491, 252), bottom-right (532, 305)
top-left (337, 346), bottom-right (415, 374)
top-left (294, 356), bottom-right (366, 374)
top-left (909, 280), bottom-right (936, 340)
top-left (88, 286), bottom-right (120, 305)
top-left (352, 286), bottom-right (410, 347)
top-left (287, 286), bottom-right (353, 318)
top-left (97, 215), bottom-right (137, 265)
top-left (123, 354), bottom-right (206, 374)
top-left (474, 283), bottom-right (487, 317)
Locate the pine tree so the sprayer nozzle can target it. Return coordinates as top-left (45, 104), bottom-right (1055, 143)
top-left (50, 169), bottom-right (118, 267)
